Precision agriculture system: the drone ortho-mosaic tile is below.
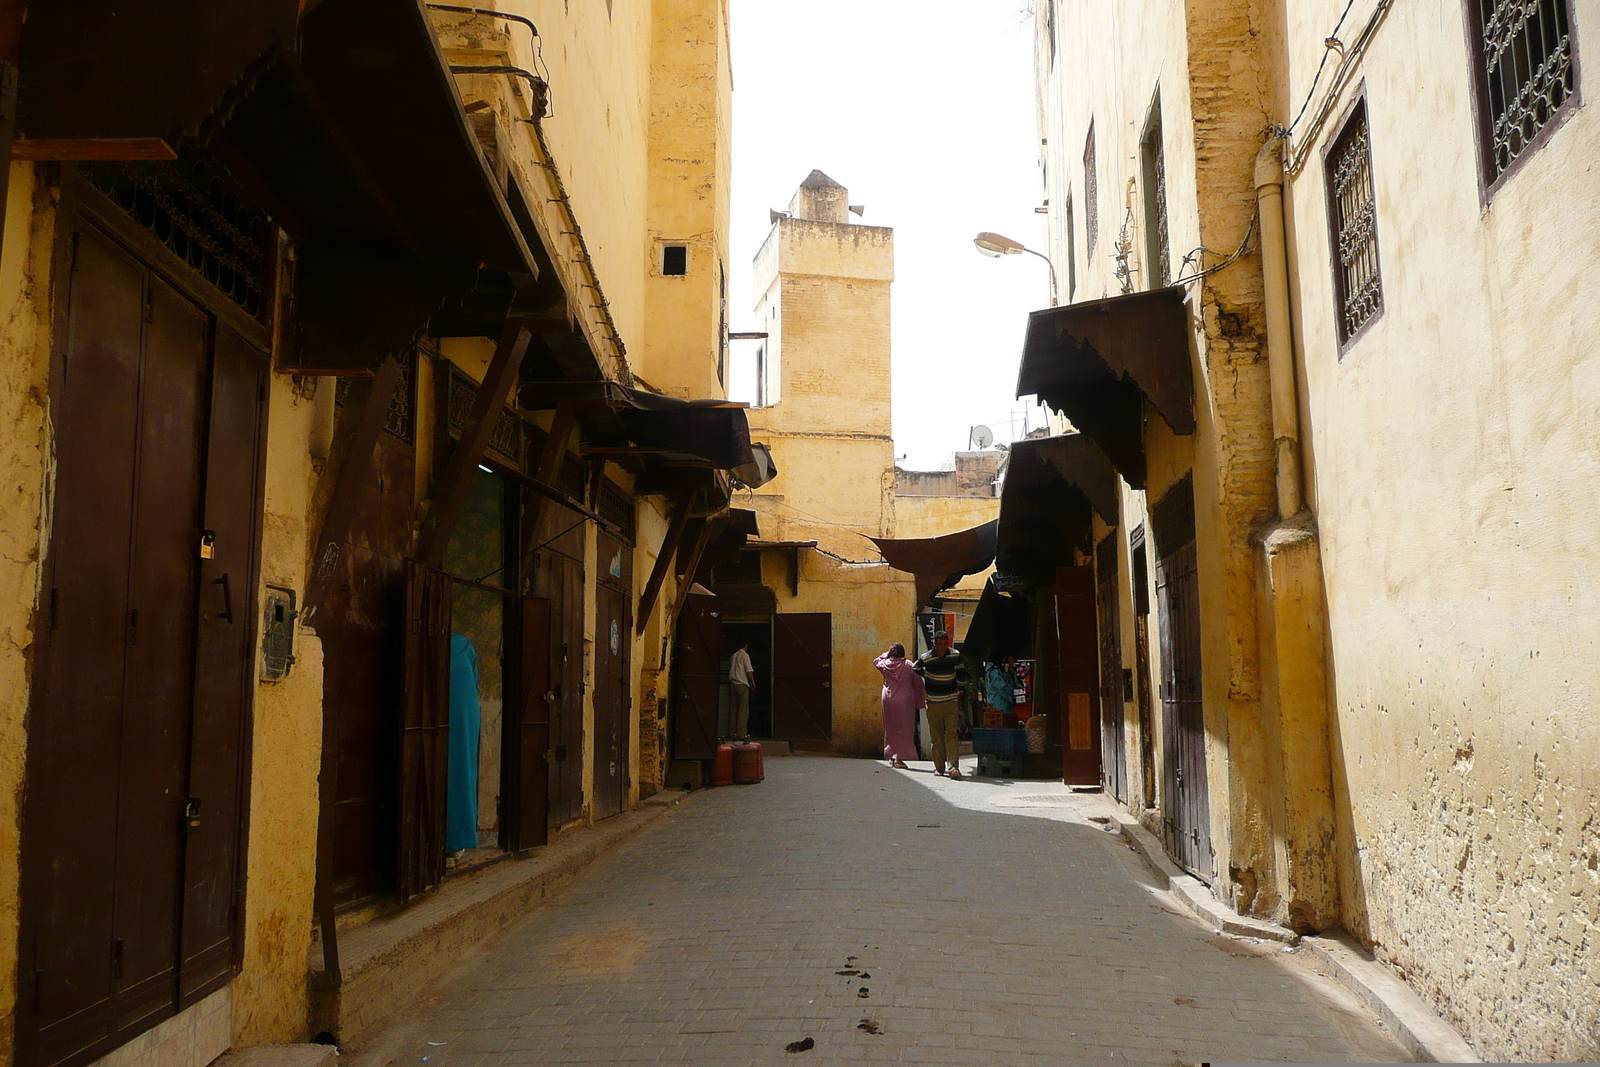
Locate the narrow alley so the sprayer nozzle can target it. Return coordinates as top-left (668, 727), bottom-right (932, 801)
top-left (349, 757), bottom-right (1408, 1066)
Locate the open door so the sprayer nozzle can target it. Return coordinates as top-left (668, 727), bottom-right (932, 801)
top-left (772, 613), bottom-right (832, 742)
top-left (397, 560), bottom-right (453, 904)
top-left (1055, 566), bottom-right (1103, 787)
top-left (673, 595), bottom-right (722, 759)
top-left (505, 596), bottom-right (550, 851)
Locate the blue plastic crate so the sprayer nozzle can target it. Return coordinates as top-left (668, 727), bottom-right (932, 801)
top-left (971, 728), bottom-right (1028, 757)
top-left (977, 753), bottom-right (1020, 777)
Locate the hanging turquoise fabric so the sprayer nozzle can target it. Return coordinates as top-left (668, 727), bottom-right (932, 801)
top-left (447, 633), bottom-right (480, 853)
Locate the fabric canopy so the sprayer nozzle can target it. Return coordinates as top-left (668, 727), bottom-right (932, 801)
top-left (961, 577), bottom-right (1034, 665)
top-left (1015, 286), bottom-right (1193, 487)
top-left (868, 519), bottom-right (999, 609)
top-left (994, 434), bottom-right (1119, 585)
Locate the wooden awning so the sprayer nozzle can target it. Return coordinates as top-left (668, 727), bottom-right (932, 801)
top-left (1015, 286), bottom-right (1194, 488)
top-left (994, 434), bottom-right (1118, 585)
top-left (868, 519), bottom-right (998, 609)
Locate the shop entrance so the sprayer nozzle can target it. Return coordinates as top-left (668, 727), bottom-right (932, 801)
top-left (720, 620), bottom-right (773, 738)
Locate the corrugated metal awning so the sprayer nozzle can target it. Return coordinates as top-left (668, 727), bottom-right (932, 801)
top-left (1015, 286), bottom-right (1193, 488)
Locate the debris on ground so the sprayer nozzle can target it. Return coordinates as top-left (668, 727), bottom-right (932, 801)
top-left (857, 987), bottom-right (870, 998)
top-left (784, 1037), bottom-right (815, 1053)
top-left (857, 1019), bottom-right (881, 1034)
top-left (836, 969), bottom-right (859, 976)
top-left (1089, 816), bottom-right (1110, 824)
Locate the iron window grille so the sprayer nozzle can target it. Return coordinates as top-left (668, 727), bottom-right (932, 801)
top-left (335, 344), bottom-right (418, 445)
top-left (1084, 123), bottom-right (1099, 255)
top-left (1064, 191), bottom-right (1077, 299)
top-left (1325, 101), bottom-right (1383, 344)
top-left (78, 157), bottom-right (273, 322)
top-left (1140, 101), bottom-right (1171, 287)
top-left (1470, 0), bottom-right (1578, 186)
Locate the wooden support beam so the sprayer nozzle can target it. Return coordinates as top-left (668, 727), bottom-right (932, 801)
top-left (635, 494), bottom-right (694, 635)
top-left (421, 321), bottom-right (532, 567)
top-left (515, 397), bottom-right (581, 578)
top-left (11, 136), bottom-right (175, 161)
top-left (300, 356), bottom-right (405, 628)
top-left (669, 513), bottom-right (727, 630)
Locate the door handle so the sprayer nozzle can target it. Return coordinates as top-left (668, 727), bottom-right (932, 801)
top-left (214, 573), bottom-right (233, 623)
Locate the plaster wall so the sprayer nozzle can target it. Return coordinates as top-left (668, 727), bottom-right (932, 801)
top-left (0, 163), bottom-right (56, 1065)
top-left (640, 0), bottom-right (732, 399)
top-left (1281, 0), bottom-right (1600, 1056)
top-left (892, 495), bottom-right (1002, 540)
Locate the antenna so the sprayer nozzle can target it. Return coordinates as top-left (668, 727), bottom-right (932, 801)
top-left (970, 425), bottom-right (995, 450)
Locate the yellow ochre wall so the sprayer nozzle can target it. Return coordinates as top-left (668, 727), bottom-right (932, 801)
top-left (1281, 0), bottom-right (1600, 1057)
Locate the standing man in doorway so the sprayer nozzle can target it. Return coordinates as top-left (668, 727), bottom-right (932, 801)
top-left (729, 640), bottom-right (755, 739)
top-left (916, 630), bottom-right (969, 778)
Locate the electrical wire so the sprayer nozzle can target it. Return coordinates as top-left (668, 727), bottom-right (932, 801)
top-left (1286, 0), bottom-right (1360, 136)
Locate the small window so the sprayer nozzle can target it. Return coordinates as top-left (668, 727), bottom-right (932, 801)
top-left (1140, 95), bottom-right (1171, 287)
top-left (1325, 100), bottom-right (1383, 346)
top-left (662, 245), bottom-right (688, 276)
top-left (1469, 0), bottom-right (1578, 188)
top-left (1083, 122), bottom-right (1099, 255)
top-left (1064, 191), bottom-right (1077, 299)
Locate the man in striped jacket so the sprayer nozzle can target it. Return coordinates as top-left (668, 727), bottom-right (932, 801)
top-left (914, 630), bottom-right (969, 779)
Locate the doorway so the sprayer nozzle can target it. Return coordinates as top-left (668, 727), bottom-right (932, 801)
top-left (1154, 477), bottom-right (1211, 881)
top-left (720, 619), bottom-right (772, 738)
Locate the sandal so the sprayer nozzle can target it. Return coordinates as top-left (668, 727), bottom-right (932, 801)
top-left (891, 759), bottom-right (908, 769)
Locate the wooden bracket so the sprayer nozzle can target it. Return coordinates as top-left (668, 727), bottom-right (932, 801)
top-left (635, 494), bottom-right (693, 635)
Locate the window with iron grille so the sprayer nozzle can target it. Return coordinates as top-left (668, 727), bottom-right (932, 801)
top-left (335, 344), bottom-right (418, 445)
top-left (1325, 101), bottom-right (1383, 345)
top-left (1469, 0), bottom-right (1578, 187)
top-left (1064, 191), bottom-right (1077, 299)
top-left (1084, 122), bottom-right (1099, 255)
top-left (79, 157), bottom-right (273, 322)
top-left (1140, 97), bottom-right (1171, 287)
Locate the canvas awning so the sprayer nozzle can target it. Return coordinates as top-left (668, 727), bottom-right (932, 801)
top-left (961, 577), bottom-right (1034, 665)
top-left (1015, 286), bottom-right (1194, 488)
top-left (994, 434), bottom-right (1119, 585)
top-left (868, 519), bottom-right (998, 609)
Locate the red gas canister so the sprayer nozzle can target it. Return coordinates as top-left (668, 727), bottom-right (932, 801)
top-left (710, 743), bottom-right (735, 787)
top-left (732, 741), bottom-right (764, 784)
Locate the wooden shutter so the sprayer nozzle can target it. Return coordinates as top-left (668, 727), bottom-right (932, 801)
top-left (397, 560), bottom-right (453, 903)
top-left (771, 613), bottom-right (832, 742)
top-left (1055, 566), bottom-right (1102, 787)
top-left (672, 597), bottom-right (722, 759)
top-left (178, 326), bottom-right (268, 1005)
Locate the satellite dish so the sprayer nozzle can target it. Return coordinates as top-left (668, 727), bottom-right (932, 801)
top-left (971, 424), bottom-right (995, 450)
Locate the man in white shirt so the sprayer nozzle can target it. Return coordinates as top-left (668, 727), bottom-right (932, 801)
top-left (728, 641), bottom-right (755, 739)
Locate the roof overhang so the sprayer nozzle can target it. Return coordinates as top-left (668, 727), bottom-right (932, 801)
top-left (994, 434), bottom-right (1119, 585)
top-left (868, 519), bottom-right (998, 609)
top-left (1015, 286), bottom-right (1194, 488)
top-left (572, 386), bottom-right (774, 496)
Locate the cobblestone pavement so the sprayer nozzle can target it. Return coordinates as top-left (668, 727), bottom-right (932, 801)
top-left (350, 755), bottom-right (1410, 1066)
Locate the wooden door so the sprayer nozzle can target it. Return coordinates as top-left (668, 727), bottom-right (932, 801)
top-left (673, 596), bottom-right (722, 759)
top-left (593, 583), bottom-right (631, 819)
top-left (397, 561), bottom-right (453, 904)
top-left (20, 218), bottom-right (264, 1067)
top-left (177, 326), bottom-right (268, 1005)
top-left (1154, 479), bottom-right (1211, 880)
top-left (1055, 567), bottom-right (1103, 787)
top-left (1095, 536), bottom-right (1127, 803)
top-left (505, 596), bottom-right (551, 850)
top-left (1130, 528), bottom-right (1157, 809)
top-left (772, 613), bottom-right (832, 742)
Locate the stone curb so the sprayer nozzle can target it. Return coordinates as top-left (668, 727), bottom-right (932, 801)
top-left (311, 799), bottom-right (682, 1048)
top-left (1113, 813), bottom-right (1480, 1064)
top-left (1299, 933), bottom-right (1481, 1063)
top-left (213, 1046), bottom-right (338, 1067)
top-left (1112, 814), bottom-right (1299, 944)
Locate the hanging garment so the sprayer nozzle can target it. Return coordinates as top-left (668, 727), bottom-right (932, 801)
top-left (447, 633), bottom-right (480, 853)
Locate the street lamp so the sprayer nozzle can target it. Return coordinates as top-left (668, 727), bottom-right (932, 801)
top-left (973, 231), bottom-right (1058, 306)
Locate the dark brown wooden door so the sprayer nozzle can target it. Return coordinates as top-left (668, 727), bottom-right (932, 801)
top-left (506, 596), bottom-right (551, 851)
top-left (673, 597), bottom-right (722, 759)
top-left (1154, 479), bottom-right (1211, 880)
top-left (1095, 537), bottom-right (1127, 803)
top-left (1055, 567), bottom-right (1103, 787)
top-left (772, 613), bottom-right (832, 742)
top-left (593, 583), bottom-right (631, 819)
top-left (398, 561), bottom-right (453, 904)
top-left (178, 326), bottom-right (268, 1005)
top-left (20, 220), bottom-right (264, 1067)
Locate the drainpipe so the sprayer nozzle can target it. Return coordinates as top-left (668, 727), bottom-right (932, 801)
top-left (1254, 135), bottom-right (1303, 520)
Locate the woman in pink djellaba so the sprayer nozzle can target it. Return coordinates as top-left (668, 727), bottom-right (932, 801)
top-left (873, 643), bottom-right (924, 768)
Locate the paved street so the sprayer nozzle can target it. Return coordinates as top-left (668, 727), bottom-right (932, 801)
top-left (351, 756), bottom-right (1409, 1066)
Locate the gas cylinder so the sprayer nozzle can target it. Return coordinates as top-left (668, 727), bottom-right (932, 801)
top-left (710, 743), bottom-right (735, 786)
top-left (732, 741), bottom-right (764, 784)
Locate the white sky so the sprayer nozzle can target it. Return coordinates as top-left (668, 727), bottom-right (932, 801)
top-left (726, 0), bottom-right (1050, 471)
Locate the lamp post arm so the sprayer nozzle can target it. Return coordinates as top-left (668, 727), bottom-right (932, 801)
top-left (1021, 246), bottom-right (1059, 307)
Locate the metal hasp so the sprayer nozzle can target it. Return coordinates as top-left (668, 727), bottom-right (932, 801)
top-left (992, 433), bottom-right (1119, 587)
top-left (868, 519), bottom-right (999, 609)
top-left (1015, 286), bottom-right (1193, 488)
